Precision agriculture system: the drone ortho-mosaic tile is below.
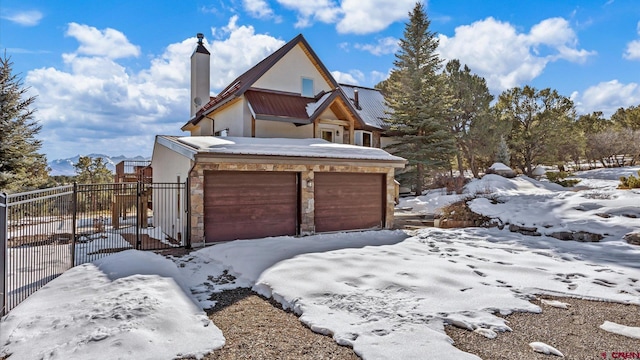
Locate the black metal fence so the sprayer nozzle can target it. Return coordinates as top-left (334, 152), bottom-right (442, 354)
top-left (1, 181), bottom-right (188, 315)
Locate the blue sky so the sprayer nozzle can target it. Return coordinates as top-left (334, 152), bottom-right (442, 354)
top-left (1, 0), bottom-right (639, 160)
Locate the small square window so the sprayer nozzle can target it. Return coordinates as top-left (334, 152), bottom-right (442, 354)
top-left (321, 129), bottom-right (334, 142)
top-left (302, 78), bottom-right (314, 97)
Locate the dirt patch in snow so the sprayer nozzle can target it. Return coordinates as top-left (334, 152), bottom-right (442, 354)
top-left (447, 295), bottom-right (640, 360)
top-left (198, 288), bottom-right (359, 359)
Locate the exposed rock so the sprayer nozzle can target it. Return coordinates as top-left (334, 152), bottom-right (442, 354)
top-left (624, 232), bottom-right (640, 246)
top-left (549, 231), bottom-right (603, 242)
top-left (595, 213), bottom-right (611, 218)
top-left (509, 224), bottom-right (541, 236)
top-left (573, 231), bottom-right (604, 242)
top-left (548, 231), bottom-right (574, 241)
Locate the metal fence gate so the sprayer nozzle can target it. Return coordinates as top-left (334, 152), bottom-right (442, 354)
top-left (1, 181), bottom-right (188, 315)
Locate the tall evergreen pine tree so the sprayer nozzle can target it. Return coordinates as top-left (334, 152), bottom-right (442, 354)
top-left (385, 3), bottom-right (456, 194)
top-left (0, 54), bottom-right (49, 193)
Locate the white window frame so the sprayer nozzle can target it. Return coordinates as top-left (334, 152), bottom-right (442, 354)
top-left (301, 77), bottom-right (314, 97)
top-left (355, 130), bottom-right (373, 147)
top-left (321, 129), bottom-right (334, 142)
top-left (318, 124), bottom-right (343, 144)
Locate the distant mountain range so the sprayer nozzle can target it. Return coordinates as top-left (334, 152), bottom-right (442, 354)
top-left (48, 154), bottom-right (150, 176)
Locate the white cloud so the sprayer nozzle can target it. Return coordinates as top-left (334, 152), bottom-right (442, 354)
top-left (277, 0), bottom-right (341, 28)
top-left (66, 23), bottom-right (140, 59)
top-left (572, 80), bottom-right (640, 116)
top-left (337, 0), bottom-right (414, 34)
top-left (623, 40), bottom-right (640, 60)
top-left (243, 0), bottom-right (282, 22)
top-left (438, 17), bottom-right (595, 92)
top-left (276, 0), bottom-right (413, 34)
top-left (355, 37), bottom-right (399, 56)
top-left (26, 18), bottom-right (284, 159)
top-left (331, 70), bottom-right (360, 85)
top-left (623, 21), bottom-right (640, 60)
top-left (2, 10), bottom-right (43, 26)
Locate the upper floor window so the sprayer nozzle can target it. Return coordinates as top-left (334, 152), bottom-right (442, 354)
top-left (302, 77), bottom-right (314, 97)
top-left (355, 130), bottom-right (372, 147)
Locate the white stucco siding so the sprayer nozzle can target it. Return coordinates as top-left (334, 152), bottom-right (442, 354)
top-left (213, 99), bottom-right (247, 137)
top-left (255, 121), bottom-right (313, 138)
top-left (318, 107), bottom-right (339, 120)
top-left (253, 45), bottom-right (332, 95)
top-left (151, 140), bottom-right (193, 183)
top-left (242, 101), bottom-right (253, 136)
top-left (150, 139), bottom-right (193, 237)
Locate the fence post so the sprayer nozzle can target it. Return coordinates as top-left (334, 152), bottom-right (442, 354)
top-left (185, 179), bottom-right (191, 249)
top-left (136, 182), bottom-right (141, 250)
top-left (1, 193), bottom-right (8, 316)
top-left (71, 183), bottom-right (77, 268)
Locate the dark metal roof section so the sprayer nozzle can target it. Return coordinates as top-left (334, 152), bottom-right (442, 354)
top-left (339, 84), bottom-right (390, 130)
top-left (183, 34), bottom-right (339, 129)
top-left (245, 89), bottom-right (316, 124)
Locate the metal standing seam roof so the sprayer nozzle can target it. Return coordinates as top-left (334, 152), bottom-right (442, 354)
top-left (339, 84), bottom-right (390, 130)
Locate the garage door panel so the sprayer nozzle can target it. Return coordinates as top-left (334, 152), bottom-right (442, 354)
top-left (315, 172), bottom-right (384, 233)
top-left (211, 220), bottom-right (296, 242)
top-left (205, 171), bottom-right (298, 242)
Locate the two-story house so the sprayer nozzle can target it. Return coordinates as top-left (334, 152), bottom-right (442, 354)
top-left (151, 34), bottom-right (404, 245)
top-left (181, 33), bottom-right (392, 148)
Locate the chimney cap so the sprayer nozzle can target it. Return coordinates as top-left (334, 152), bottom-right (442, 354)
top-left (197, 33), bottom-right (204, 44)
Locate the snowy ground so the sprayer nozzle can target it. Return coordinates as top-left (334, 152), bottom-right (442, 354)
top-left (1, 167), bottom-right (639, 359)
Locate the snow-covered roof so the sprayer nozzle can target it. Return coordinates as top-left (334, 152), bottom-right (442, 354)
top-left (305, 92), bottom-right (332, 117)
top-left (165, 136), bottom-right (405, 164)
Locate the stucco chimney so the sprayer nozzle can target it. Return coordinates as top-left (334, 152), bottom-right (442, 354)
top-left (191, 33), bottom-right (210, 117)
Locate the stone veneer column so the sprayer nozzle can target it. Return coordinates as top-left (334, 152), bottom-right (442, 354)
top-left (189, 165), bottom-right (205, 246)
top-left (299, 168), bottom-right (315, 235)
top-left (385, 170), bottom-right (396, 229)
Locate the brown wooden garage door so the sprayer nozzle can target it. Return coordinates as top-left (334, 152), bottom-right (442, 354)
top-left (314, 172), bottom-right (385, 233)
top-left (204, 171), bottom-right (298, 242)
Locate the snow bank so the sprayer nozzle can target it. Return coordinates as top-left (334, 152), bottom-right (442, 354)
top-left (0, 250), bottom-right (224, 360)
top-left (251, 228), bottom-right (640, 360)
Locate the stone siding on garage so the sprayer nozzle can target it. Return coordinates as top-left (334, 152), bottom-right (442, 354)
top-left (189, 159), bottom-right (397, 245)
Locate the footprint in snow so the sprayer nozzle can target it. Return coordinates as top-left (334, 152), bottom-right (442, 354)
top-left (592, 279), bottom-right (617, 287)
top-left (474, 270), bottom-right (487, 277)
top-left (372, 329), bottom-right (390, 336)
top-left (494, 261), bottom-right (513, 265)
